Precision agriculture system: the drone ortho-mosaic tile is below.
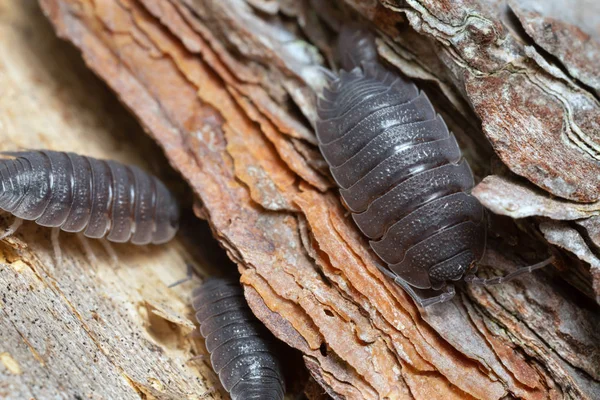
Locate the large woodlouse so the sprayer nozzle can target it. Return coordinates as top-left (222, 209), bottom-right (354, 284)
top-left (192, 278), bottom-right (285, 400)
top-left (0, 151), bottom-right (179, 260)
top-left (316, 27), bottom-right (552, 306)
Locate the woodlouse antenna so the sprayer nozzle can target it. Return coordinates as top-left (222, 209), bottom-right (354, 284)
top-left (167, 263), bottom-right (194, 288)
top-left (465, 256), bottom-right (555, 286)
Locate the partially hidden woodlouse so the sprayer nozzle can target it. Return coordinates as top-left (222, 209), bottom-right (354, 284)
top-left (315, 27), bottom-right (552, 306)
top-left (192, 277), bottom-right (285, 400)
top-left (0, 150), bottom-right (179, 261)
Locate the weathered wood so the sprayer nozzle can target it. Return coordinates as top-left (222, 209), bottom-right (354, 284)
top-left (18, 0), bottom-right (600, 398)
top-left (0, 2), bottom-right (226, 399)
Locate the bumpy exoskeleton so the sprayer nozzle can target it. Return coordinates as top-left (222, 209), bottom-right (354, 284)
top-left (0, 150), bottom-right (179, 246)
top-left (316, 27), bottom-right (488, 306)
top-left (192, 278), bottom-right (285, 400)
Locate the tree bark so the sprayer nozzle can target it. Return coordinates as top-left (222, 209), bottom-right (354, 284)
top-left (0, 2), bottom-right (227, 399)
top-left (5, 0), bottom-right (600, 399)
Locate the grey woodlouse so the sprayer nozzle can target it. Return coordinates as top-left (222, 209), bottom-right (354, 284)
top-left (192, 277), bottom-right (285, 400)
top-left (0, 150), bottom-right (179, 259)
top-left (316, 27), bottom-right (552, 306)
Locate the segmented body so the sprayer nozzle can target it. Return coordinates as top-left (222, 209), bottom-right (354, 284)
top-left (316, 28), bottom-right (486, 294)
top-left (192, 278), bottom-right (285, 400)
top-left (0, 151), bottom-right (179, 244)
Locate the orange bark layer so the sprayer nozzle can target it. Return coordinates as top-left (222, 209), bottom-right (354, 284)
top-left (39, 0), bottom-right (600, 398)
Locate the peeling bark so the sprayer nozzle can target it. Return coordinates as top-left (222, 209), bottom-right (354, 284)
top-left (0, 2), bottom-right (227, 398)
top-left (17, 0), bottom-right (600, 398)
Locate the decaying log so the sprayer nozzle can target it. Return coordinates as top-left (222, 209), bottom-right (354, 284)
top-left (7, 0), bottom-right (600, 398)
top-left (0, 2), bottom-right (229, 398)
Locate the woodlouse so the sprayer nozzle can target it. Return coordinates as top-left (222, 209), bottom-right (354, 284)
top-left (316, 27), bottom-right (552, 306)
top-left (0, 150), bottom-right (179, 260)
top-left (192, 277), bottom-right (285, 400)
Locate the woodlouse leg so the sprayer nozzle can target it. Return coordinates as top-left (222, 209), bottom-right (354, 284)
top-left (393, 279), bottom-right (456, 307)
top-left (77, 233), bottom-right (97, 266)
top-left (186, 329), bottom-right (203, 339)
top-left (0, 217), bottom-right (23, 240)
top-left (100, 240), bottom-right (119, 267)
top-left (415, 285), bottom-right (456, 307)
top-left (374, 262), bottom-right (456, 307)
top-left (187, 353), bottom-right (207, 362)
top-left (200, 388), bottom-right (216, 399)
top-left (51, 228), bottom-right (62, 266)
top-left (465, 256), bottom-right (554, 286)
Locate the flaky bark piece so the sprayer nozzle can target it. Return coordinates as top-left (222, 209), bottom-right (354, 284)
top-left (0, 2), bottom-right (224, 398)
top-left (39, 0), bottom-right (600, 398)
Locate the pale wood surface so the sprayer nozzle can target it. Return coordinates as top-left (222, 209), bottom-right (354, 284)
top-left (7, 0), bottom-right (599, 398)
top-left (0, 2), bottom-right (225, 399)
top-left (32, 0), bottom-right (600, 398)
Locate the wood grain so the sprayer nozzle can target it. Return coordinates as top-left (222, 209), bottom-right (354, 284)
top-left (0, 2), bottom-right (225, 399)
top-left (15, 0), bottom-right (600, 398)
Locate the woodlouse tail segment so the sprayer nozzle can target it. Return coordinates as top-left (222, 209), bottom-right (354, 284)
top-left (301, 28), bottom-right (380, 100)
top-left (465, 256), bottom-right (554, 286)
top-left (301, 66), bottom-right (338, 100)
top-left (316, 66), bottom-right (338, 87)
